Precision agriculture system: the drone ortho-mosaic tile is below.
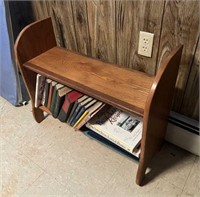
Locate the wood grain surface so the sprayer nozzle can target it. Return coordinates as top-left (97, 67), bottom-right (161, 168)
top-left (47, 1), bottom-right (78, 50)
top-left (115, 1), bottom-right (135, 68)
top-left (94, 0), bottom-right (116, 63)
top-left (31, 0), bottom-right (49, 20)
top-left (14, 18), bottom-right (57, 123)
top-left (86, 0), bottom-right (99, 57)
top-left (137, 45), bottom-right (183, 185)
top-left (157, 0), bottom-right (199, 113)
top-left (71, 0), bottom-right (91, 55)
top-left (24, 47), bottom-right (154, 116)
top-left (180, 38), bottom-right (199, 120)
top-left (116, 0), bottom-right (165, 75)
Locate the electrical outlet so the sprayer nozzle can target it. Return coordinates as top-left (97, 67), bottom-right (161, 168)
top-left (138, 31), bottom-right (154, 57)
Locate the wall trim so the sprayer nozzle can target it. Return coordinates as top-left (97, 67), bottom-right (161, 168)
top-left (165, 112), bottom-right (199, 156)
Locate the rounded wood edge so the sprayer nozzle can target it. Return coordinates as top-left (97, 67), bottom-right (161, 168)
top-left (14, 17), bottom-right (52, 54)
top-left (136, 160), bottom-right (147, 186)
top-left (136, 45), bottom-right (183, 186)
top-left (144, 44), bottom-right (183, 117)
top-left (14, 17), bottom-right (54, 123)
top-left (31, 106), bottom-right (46, 123)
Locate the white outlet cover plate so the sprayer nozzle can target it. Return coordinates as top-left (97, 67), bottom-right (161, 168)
top-left (138, 31), bottom-right (154, 58)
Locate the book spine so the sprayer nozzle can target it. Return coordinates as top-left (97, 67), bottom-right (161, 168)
top-left (57, 109), bottom-right (67, 122)
top-left (44, 82), bottom-right (50, 107)
top-left (67, 101), bottom-right (77, 124)
top-left (69, 105), bottom-right (81, 126)
top-left (50, 88), bottom-right (57, 114)
top-left (74, 114), bottom-right (89, 130)
top-left (73, 111), bottom-right (88, 128)
top-left (47, 83), bottom-right (53, 109)
top-left (75, 104), bottom-right (105, 130)
top-left (71, 107), bottom-right (85, 126)
top-left (53, 95), bottom-right (65, 118)
top-left (57, 98), bottom-right (71, 122)
top-left (65, 104), bottom-right (74, 121)
top-left (41, 80), bottom-right (48, 105)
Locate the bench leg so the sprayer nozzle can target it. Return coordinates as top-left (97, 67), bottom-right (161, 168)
top-left (32, 106), bottom-right (45, 123)
top-left (136, 159), bottom-right (147, 186)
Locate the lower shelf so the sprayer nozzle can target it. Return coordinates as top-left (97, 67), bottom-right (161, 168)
top-left (39, 105), bottom-right (51, 115)
top-left (84, 129), bottom-right (140, 160)
top-left (38, 104), bottom-right (141, 158)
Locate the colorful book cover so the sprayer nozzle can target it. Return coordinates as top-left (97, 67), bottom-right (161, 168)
top-left (71, 99), bottom-right (97, 127)
top-left (75, 102), bottom-right (105, 130)
top-left (67, 95), bottom-right (89, 124)
top-left (73, 111), bottom-right (88, 128)
top-left (53, 86), bottom-right (72, 118)
top-left (70, 97), bottom-right (94, 126)
top-left (58, 90), bottom-right (83, 122)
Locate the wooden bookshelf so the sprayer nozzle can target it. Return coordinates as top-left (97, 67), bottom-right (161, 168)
top-left (14, 17), bottom-right (183, 186)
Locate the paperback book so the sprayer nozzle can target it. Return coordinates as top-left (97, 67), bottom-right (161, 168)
top-left (86, 106), bottom-right (143, 157)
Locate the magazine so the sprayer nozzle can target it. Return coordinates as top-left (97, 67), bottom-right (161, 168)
top-left (86, 106), bottom-right (143, 157)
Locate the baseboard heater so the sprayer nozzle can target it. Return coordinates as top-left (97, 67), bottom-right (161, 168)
top-left (166, 111), bottom-right (199, 156)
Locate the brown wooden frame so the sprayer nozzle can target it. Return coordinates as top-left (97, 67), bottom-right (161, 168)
top-left (14, 17), bottom-right (56, 122)
top-left (14, 17), bottom-right (183, 186)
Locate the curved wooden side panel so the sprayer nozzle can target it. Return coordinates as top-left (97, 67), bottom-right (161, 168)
top-left (14, 17), bottom-right (56, 122)
top-left (136, 45), bottom-right (183, 185)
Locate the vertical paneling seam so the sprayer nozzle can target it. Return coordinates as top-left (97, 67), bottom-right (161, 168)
top-left (115, 0), bottom-right (117, 64)
top-left (155, 0), bottom-right (166, 75)
top-left (45, 1), bottom-right (50, 16)
top-left (113, 0), bottom-right (117, 64)
top-left (179, 36), bottom-right (199, 111)
top-left (70, 1), bottom-right (78, 51)
top-left (85, 1), bottom-right (91, 56)
top-left (50, 7), bottom-right (65, 47)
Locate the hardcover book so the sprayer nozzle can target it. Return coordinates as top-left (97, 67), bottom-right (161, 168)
top-left (74, 101), bottom-right (105, 130)
top-left (67, 95), bottom-right (89, 124)
top-left (58, 90), bottom-right (83, 122)
top-left (71, 99), bottom-right (97, 127)
top-left (52, 86), bottom-right (72, 118)
top-left (50, 83), bottom-right (64, 114)
top-left (86, 106), bottom-right (143, 156)
top-left (70, 97), bottom-right (94, 126)
top-left (35, 74), bottom-right (46, 108)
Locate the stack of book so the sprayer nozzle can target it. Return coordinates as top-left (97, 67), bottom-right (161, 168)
top-left (35, 74), bottom-right (142, 157)
top-left (34, 74), bottom-right (105, 129)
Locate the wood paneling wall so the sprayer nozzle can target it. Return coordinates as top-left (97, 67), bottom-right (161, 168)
top-left (10, 0), bottom-right (199, 120)
top-left (157, 0), bottom-right (199, 118)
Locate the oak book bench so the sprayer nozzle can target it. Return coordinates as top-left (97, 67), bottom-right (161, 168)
top-left (14, 17), bottom-right (183, 186)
